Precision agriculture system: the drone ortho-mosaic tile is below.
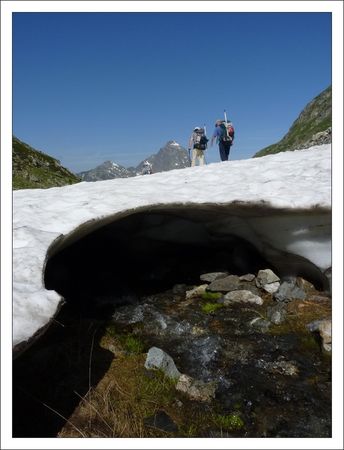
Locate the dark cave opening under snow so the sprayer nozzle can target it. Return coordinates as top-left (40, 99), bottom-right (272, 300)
top-left (14, 203), bottom-right (331, 437)
top-left (44, 204), bottom-right (330, 309)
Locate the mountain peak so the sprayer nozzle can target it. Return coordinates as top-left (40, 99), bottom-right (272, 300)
top-left (166, 140), bottom-right (181, 147)
top-left (77, 140), bottom-right (190, 182)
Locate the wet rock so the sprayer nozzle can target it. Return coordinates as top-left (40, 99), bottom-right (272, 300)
top-left (266, 303), bottom-right (287, 324)
top-left (207, 275), bottom-right (240, 293)
top-left (191, 325), bottom-right (207, 336)
top-left (179, 335), bottom-right (222, 380)
top-left (239, 273), bottom-right (256, 282)
top-left (144, 410), bottom-right (178, 432)
top-left (274, 279), bottom-right (306, 303)
top-left (256, 269), bottom-right (280, 293)
top-left (249, 317), bottom-right (271, 333)
top-left (223, 290), bottom-right (263, 306)
top-left (112, 303), bottom-right (146, 324)
top-left (307, 319), bottom-right (331, 352)
top-left (176, 374), bottom-right (217, 402)
top-left (200, 272), bottom-right (228, 283)
top-left (185, 284), bottom-right (208, 299)
top-left (256, 357), bottom-right (299, 376)
top-left (144, 347), bottom-right (181, 380)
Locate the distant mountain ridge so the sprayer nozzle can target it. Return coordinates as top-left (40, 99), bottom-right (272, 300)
top-left (254, 85), bottom-right (332, 157)
top-left (78, 161), bottom-right (135, 181)
top-left (13, 86), bottom-right (331, 189)
top-left (12, 136), bottom-right (81, 190)
top-left (78, 140), bottom-right (189, 181)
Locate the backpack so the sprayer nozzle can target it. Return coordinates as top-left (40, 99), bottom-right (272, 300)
top-left (220, 122), bottom-right (235, 143)
top-left (193, 128), bottom-right (209, 150)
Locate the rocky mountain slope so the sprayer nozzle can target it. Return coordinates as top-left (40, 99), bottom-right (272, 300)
top-left (78, 161), bottom-right (135, 181)
top-left (78, 140), bottom-right (189, 181)
top-left (13, 136), bottom-right (81, 190)
top-left (254, 85), bottom-right (331, 157)
top-left (138, 140), bottom-right (190, 174)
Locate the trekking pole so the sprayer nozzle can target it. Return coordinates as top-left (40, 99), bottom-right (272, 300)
top-left (224, 109), bottom-right (228, 124)
top-left (204, 123), bottom-right (208, 165)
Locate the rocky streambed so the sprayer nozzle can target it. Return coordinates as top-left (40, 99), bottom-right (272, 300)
top-left (60, 269), bottom-right (331, 438)
top-left (13, 268), bottom-right (331, 438)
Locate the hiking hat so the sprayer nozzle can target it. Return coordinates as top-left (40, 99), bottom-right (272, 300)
top-left (194, 127), bottom-right (201, 131)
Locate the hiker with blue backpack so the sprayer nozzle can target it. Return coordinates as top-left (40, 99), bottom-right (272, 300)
top-left (188, 126), bottom-right (209, 167)
top-left (210, 112), bottom-right (235, 161)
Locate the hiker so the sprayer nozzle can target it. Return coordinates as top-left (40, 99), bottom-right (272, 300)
top-left (142, 160), bottom-right (153, 175)
top-left (210, 119), bottom-right (235, 161)
top-left (188, 127), bottom-right (208, 167)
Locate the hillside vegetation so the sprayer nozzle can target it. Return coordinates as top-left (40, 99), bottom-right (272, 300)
top-left (13, 137), bottom-right (81, 190)
top-left (254, 86), bottom-right (331, 158)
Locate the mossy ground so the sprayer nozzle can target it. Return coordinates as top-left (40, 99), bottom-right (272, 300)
top-left (58, 320), bottom-right (250, 438)
top-left (58, 345), bottom-right (233, 438)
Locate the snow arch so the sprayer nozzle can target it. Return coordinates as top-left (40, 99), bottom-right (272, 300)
top-left (44, 203), bottom-right (330, 314)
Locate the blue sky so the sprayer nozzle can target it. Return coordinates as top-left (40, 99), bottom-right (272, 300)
top-left (13, 11), bottom-right (331, 172)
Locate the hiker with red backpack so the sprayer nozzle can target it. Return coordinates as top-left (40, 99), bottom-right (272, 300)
top-left (210, 111), bottom-right (235, 161)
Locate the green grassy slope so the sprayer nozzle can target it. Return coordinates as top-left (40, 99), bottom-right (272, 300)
top-left (13, 137), bottom-right (81, 190)
top-left (253, 86), bottom-right (331, 158)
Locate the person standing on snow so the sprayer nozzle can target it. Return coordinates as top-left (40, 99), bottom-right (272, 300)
top-left (210, 119), bottom-right (234, 161)
top-left (188, 127), bottom-right (208, 167)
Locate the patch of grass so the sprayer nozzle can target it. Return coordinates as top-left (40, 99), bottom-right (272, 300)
top-left (253, 85), bottom-right (331, 157)
top-left (201, 302), bottom-right (223, 314)
top-left (12, 135), bottom-right (80, 189)
top-left (213, 413), bottom-right (244, 431)
top-left (102, 325), bottom-right (145, 355)
top-left (58, 354), bottom-right (179, 438)
top-left (269, 298), bottom-right (331, 336)
top-left (201, 291), bottom-right (222, 301)
top-left (120, 334), bottom-right (145, 354)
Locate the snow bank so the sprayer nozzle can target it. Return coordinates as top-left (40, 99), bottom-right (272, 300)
top-left (13, 145), bottom-right (331, 350)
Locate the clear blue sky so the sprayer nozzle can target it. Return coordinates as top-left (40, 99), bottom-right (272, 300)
top-left (13, 12), bottom-right (331, 173)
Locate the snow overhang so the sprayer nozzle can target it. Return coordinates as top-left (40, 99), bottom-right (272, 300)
top-left (14, 201), bottom-right (331, 356)
top-left (12, 146), bottom-right (332, 354)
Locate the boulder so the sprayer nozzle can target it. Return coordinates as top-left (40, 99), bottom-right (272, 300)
top-left (200, 272), bottom-right (228, 283)
top-left (256, 269), bottom-right (280, 293)
top-left (144, 347), bottom-right (181, 380)
top-left (207, 275), bottom-right (240, 293)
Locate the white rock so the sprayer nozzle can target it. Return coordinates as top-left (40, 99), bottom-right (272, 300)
top-left (185, 284), bottom-right (208, 299)
top-left (223, 289), bottom-right (263, 305)
top-left (144, 347), bottom-right (181, 379)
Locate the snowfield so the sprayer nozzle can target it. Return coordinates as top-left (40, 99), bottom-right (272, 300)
top-left (13, 145), bottom-right (331, 350)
